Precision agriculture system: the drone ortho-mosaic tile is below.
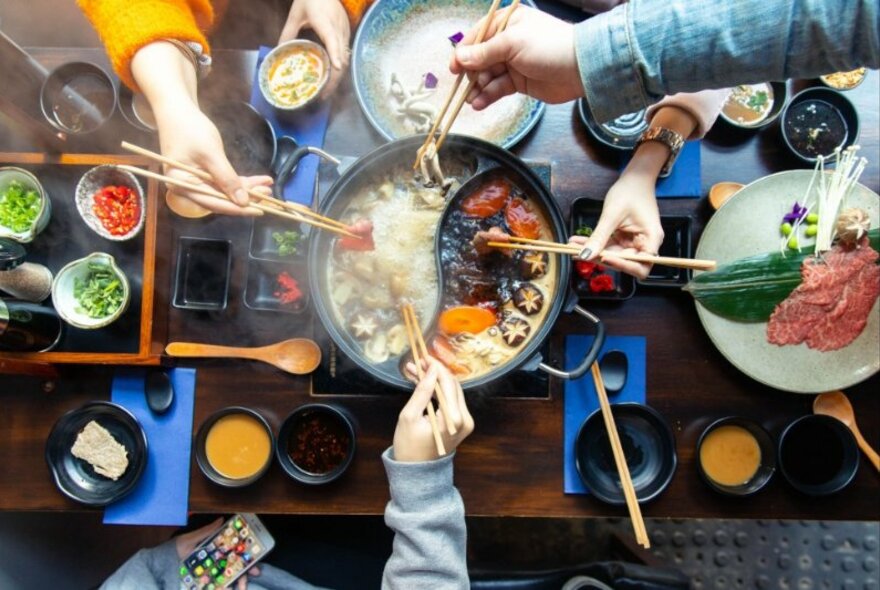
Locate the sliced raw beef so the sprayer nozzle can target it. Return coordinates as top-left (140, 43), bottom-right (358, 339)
top-left (767, 238), bottom-right (880, 351)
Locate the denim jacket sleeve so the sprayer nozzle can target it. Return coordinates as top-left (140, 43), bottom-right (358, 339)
top-left (575, 0), bottom-right (880, 122)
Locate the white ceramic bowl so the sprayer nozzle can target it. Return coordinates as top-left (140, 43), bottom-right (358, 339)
top-left (0, 167), bottom-right (52, 243)
top-left (75, 165), bottom-right (145, 241)
top-left (51, 252), bottom-right (130, 329)
top-left (258, 40), bottom-right (330, 113)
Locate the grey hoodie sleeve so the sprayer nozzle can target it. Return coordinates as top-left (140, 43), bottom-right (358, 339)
top-left (381, 448), bottom-right (468, 590)
top-left (575, 0), bottom-right (880, 122)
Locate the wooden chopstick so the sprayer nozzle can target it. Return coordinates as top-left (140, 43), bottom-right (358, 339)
top-left (592, 362), bottom-right (651, 548)
top-left (413, 0), bottom-right (504, 169)
top-left (120, 141), bottom-right (351, 231)
top-left (403, 304), bottom-right (458, 436)
top-left (493, 237), bottom-right (718, 271)
top-left (118, 165), bottom-right (359, 238)
top-left (401, 304), bottom-right (446, 456)
top-left (434, 0), bottom-right (521, 154)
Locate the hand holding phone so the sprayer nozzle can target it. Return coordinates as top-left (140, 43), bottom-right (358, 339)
top-left (179, 513), bottom-right (275, 589)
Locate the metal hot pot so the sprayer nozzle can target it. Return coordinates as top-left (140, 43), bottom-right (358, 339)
top-left (305, 134), bottom-right (604, 390)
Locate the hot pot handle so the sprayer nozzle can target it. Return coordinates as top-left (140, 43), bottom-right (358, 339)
top-left (537, 305), bottom-right (605, 380)
top-left (273, 145), bottom-right (341, 200)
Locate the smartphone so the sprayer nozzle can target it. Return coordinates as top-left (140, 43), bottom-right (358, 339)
top-left (178, 513), bottom-right (275, 589)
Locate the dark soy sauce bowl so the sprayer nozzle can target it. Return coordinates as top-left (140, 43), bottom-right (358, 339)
top-left (172, 237), bottom-right (232, 311)
top-left (276, 404), bottom-right (356, 485)
top-left (575, 403), bottom-right (677, 505)
top-left (781, 87), bottom-right (859, 164)
top-left (778, 415), bottom-right (859, 496)
top-left (194, 407), bottom-right (275, 488)
top-left (40, 62), bottom-right (117, 135)
top-left (696, 417), bottom-right (775, 497)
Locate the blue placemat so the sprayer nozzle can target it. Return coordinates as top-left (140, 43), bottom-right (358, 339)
top-left (619, 141), bottom-right (701, 198)
top-left (563, 335), bottom-right (646, 494)
top-left (104, 368), bottom-right (196, 526)
top-left (250, 46), bottom-right (332, 206)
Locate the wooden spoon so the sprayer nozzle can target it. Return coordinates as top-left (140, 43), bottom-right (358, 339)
top-left (165, 338), bottom-right (322, 375)
top-left (813, 391), bottom-right (880, 471)
top-left (708, 182), bottom-right (744, 210)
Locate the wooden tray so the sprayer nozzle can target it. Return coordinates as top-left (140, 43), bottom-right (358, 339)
top-left (0, 152), bottom-right (162, 365)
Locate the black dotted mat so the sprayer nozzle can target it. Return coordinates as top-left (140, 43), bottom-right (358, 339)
top-left (644, 519), bottom-right (879, 590)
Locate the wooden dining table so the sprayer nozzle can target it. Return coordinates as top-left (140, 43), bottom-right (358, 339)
top-left (0, 46), bottom-right (878, 521)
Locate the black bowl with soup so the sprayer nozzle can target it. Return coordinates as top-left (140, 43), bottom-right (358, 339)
top-left (308, 134), bottom-right (605, 390)
top-left (781, 87), bottom-right (859, 163)
top-left (719, 82), bottom-right (787, 129)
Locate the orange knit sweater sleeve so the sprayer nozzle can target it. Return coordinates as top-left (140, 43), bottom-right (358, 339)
top-left (77, 0), bottom-right (216, 90)
top-left (340, 0), bottom-right (371, 28)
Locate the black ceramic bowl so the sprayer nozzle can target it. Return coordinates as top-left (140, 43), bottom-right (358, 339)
top-left (781, 87), bottom-right (859, 163)
top-left (195, 407), bottom-right (275, 488)
top-left (45, 401), bottom-right (147, 506)
top-left (696, 417), bottom-right (775, 496)
top-left (778, 414), bottom-right (859, 496)
top-left (575, 403), bottom-right (677, 505)
top-left (207, 101), bottom-right (276, 176)
top-left (40, 62), bottom-right (117, 135)
top-left (719, 81), bottom-right (788, 130)
top-left (577, 99), bottom-right (647, 151)
top-left (276, 404), bottom-right (356, 485)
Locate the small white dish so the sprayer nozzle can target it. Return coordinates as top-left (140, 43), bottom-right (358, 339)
top-left (51, 252), bottom-right (130, 329)
top-left (258, 40), bottom-right (330, 113)
top-left (0, 167), bottom-right (52, 243)
top-left (75, 165), bottom-right (145, 241)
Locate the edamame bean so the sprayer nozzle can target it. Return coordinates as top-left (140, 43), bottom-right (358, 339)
top-left (780, 222), bottom-right (793, 236)
top-left (805, 224), bottom-right (818, 237)
top-left (806, 212), bottom-right (819, 224)
top-left (787, 236), bottom-right (799, 250)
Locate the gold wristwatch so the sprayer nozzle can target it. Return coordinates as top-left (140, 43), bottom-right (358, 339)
top-left (635, 126), bottom-right (685, 177)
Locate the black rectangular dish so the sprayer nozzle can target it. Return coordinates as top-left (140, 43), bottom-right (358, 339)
top-left (249, 215), bottom-right (309, 262)
top-left (173, 237), bottom-right (232, 311)
top-left (243, 257), bottom-right (309, 314)
top-left (638, 215), bottom-right (693, 287)
top-left (569, 197), bottom-right (636, 301)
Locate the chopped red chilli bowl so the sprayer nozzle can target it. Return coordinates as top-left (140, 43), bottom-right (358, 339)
top-left (275, 404), bottom-right (356, 485)
top-left (75, 165), bottom-right (146, 241)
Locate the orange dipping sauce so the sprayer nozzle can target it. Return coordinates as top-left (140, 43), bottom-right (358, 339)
top-left (699, 425), bottom-right (761, 487)
top-left (205, 413), bottom-right (272, 480)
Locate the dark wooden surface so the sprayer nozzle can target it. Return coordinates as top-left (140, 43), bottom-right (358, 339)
top-left (1, 48), bottom-right (878, 519)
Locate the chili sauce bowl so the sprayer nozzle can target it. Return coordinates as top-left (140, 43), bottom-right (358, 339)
top-left (258, 40), bottom-right (330, 114)
top-left (276, 404), bottom-right (356, 485)
top-left (75, 165), bottom-right (145, 241)
top-left (51, 252), bottom-right (131, 330)
top-left (0, 167), bottom-right (52, 243)
top-left (195, 407), bottom-right (275, 488)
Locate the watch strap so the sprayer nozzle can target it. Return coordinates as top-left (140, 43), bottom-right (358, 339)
top-left (635, 126), bottom-right (685, 177)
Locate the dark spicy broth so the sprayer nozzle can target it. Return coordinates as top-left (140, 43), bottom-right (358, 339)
top-left (781, 421), bottom-right (844, 486)
top-left (784, 100), bottom-right (847, 159)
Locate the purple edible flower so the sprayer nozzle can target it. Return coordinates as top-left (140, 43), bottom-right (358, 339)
top-left (782, 202), bottom-right (808, 224)
top-left (424, 72), bottom-right (438, 89)
top-left (449, 31), bottom-right (464, 45)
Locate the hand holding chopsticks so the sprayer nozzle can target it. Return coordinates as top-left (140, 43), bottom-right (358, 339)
top-left (120, 142), bottom-right (357, 238)
top-left (488, 236), bottom-right (717, 271)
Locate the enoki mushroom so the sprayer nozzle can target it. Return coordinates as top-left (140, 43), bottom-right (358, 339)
top-left (390, 73), bottom-right (438, 134)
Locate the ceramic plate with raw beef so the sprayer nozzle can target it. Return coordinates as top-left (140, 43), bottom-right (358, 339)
top-left (690, 168), bottom-right (879, 394)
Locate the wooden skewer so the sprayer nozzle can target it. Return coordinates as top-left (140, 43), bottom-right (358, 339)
top-left (120, 141), bottom-right (350, 230)
top-left (493, 238), bottom-right (718, 271)
top-left (403, 304), bottom-right (458, 436)
top-left (401, 304), bottom-right (446, 456)
top-left (434, 0), bottom-right (520, 154)
top-left (413, 0), bottom-right (504, 169)
top-left (118, 165), bottom-right (359, 238)
top-left (592, 362), bottom-right (651, 548)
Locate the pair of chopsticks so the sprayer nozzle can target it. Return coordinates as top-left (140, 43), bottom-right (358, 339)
top-left (413, 0), bottom-right (521, 169)
top-left (119, 142), bottom-right (357, 238)
top-left (488, 236), bottom-right (717, 271)
top-left (592, 363), bottom-right (650, 548)
top-left (401, 303), bottom-right (458, 456)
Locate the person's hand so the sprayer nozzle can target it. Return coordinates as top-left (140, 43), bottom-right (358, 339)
top-left (395, 359), bottom-right (474, 462)
top-left (449, 6), bottom-right (582, 110)
top-left (569, 170), bottom-right (664, 279)
top-left (175, 518), bottom-right (262, 590)
top-left (280, 0), bottom-right (351, 96)
top-left (156, 103), bottom-right (274, 216)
